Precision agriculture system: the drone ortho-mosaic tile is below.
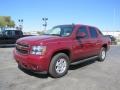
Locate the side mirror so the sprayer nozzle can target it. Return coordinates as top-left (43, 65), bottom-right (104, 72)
top-left (76, 32), bottom-right (86, 39)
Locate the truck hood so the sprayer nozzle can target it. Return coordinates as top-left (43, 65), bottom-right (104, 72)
top-left (17, 35), bottom-right (61, 45)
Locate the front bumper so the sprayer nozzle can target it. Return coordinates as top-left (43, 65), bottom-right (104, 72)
top-left (13, 49), bottom-right (50, 73)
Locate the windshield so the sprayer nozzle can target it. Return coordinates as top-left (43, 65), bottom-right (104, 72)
top-left (44, 26), bottom-right (73, 37)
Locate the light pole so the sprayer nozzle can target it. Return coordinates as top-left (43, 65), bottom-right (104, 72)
top-left (18, 19), bottom-right (23, 30)
top-left (42, 17), bottom-right (48, 30)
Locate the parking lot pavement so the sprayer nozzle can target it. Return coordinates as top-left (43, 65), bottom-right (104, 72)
top-left (0, 45), bottom-right (120, 90)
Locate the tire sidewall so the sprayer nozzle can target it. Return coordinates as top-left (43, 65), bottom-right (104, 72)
top-left (98, 47), bottom-right (106, 61)
top-left (49, 53), bottom-right (70, 78)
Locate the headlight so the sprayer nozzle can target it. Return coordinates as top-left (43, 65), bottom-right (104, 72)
top-left (30, 46), bottom-right (46, 55)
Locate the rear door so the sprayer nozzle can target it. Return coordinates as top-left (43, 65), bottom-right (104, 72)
top-left (88, 27), bottom-right (101, 55)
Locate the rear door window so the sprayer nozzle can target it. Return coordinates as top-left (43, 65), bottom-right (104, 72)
top-left (89, 27), bottom-right (98, 38)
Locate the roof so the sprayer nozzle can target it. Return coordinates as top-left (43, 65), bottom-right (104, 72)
top-left (54, 24), bottom-right (99, 29)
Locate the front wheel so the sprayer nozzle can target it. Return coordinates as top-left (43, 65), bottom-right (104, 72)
top-left (98, 47), bottom-right (106, 62)
top-left (49, 53), bottom-right (70, 78)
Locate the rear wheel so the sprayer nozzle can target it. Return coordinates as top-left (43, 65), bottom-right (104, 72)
top-left (98, 47), bottom-right (106, 62)
top-left (49, 53), bottom-right (70, 78)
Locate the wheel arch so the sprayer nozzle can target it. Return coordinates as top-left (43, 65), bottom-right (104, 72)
top-left (102, 44), bottom-right (108, 51)
top-left (50, 49), bottom-right (71, 61)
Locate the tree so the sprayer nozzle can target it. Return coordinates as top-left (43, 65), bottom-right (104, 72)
top-left (0, 16), bottom-right (15, 28)
top-left (0, 17), bottom-right (6, 27)
top-left (7, 20), bottom-right (15, 27)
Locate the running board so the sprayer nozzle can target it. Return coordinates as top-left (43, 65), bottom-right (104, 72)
top-left (71, 56), bottom-right (98, 65)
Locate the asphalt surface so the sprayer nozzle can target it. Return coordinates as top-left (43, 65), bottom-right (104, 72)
top-left (0, 45), bottom-right (120, 90)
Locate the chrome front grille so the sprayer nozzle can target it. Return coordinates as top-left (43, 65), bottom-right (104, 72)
top-left (16, 43), bottom-right (29, 54)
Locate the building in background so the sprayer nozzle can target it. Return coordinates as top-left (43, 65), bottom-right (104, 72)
top-left (102, 31), bottom-right (120, 37)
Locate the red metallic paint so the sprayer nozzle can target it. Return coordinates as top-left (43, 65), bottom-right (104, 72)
top-left (13, 24), bottom-right (111, 73)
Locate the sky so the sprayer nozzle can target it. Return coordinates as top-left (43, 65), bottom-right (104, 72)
top-left (0, 0), bottom-right (120, 32)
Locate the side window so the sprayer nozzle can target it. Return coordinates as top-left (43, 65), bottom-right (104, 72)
top-left (0, 30), bottom-right (2, 35)
top-left (5, 30), bottom-right (13, 36)
top-left (15, 31), bottom-right (22, 36)
top-left (89, 27), bottom-right (98, 38)
top-left (77, 26), bottom-right (88, 38)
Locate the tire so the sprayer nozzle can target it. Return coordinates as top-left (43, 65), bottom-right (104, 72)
top-left (98, 47), bottom-right (106, 62)
top-left (49, 53), bottom-right (70, 78)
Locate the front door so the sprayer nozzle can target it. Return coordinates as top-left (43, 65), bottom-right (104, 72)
top-left (72, 26), bottom-right (92, 61)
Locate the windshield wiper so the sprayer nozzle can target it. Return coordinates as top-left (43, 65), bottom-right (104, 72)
top-left (50, 34), bottom-right (61, 36)
top-left (43, 34), bottom-right (50, 35)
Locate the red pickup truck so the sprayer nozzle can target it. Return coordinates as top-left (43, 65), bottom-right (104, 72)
top-left (13, 24), bottom-right (111, 78)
